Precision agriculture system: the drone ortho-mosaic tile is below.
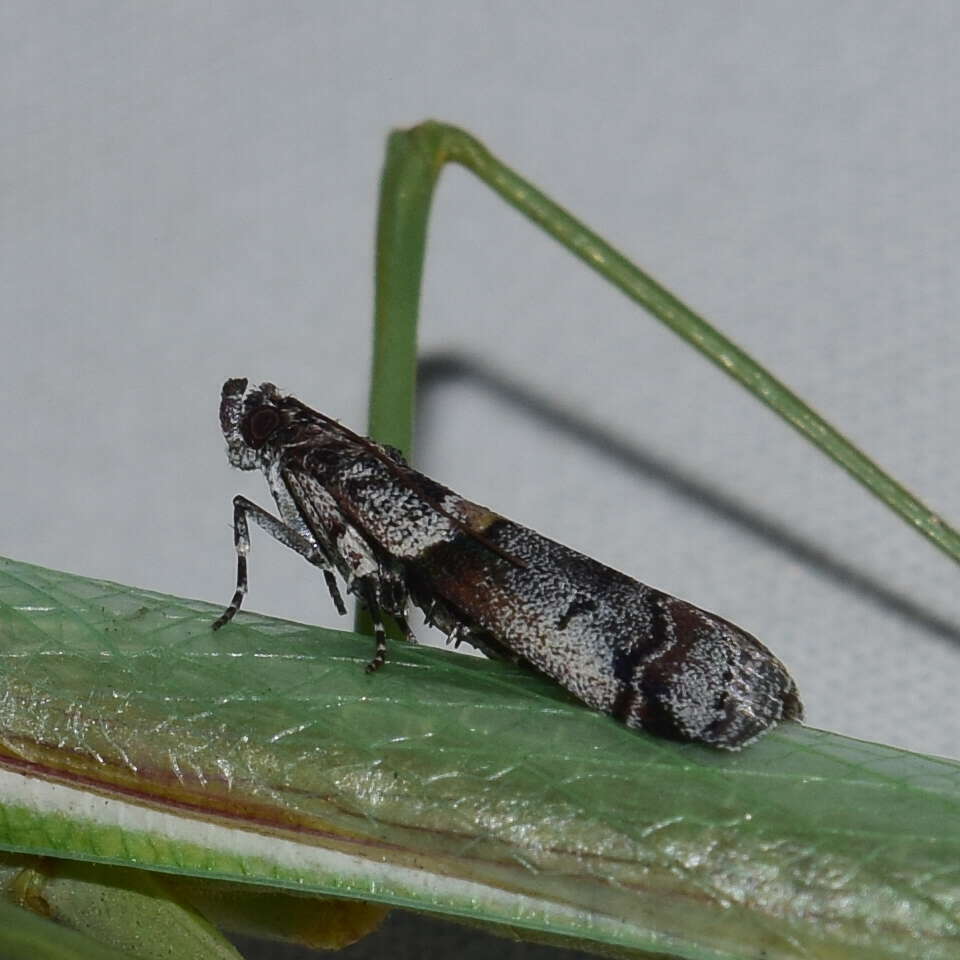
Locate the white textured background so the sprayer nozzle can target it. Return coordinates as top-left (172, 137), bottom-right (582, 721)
top-left (4, 1), bottom-right (959, 781)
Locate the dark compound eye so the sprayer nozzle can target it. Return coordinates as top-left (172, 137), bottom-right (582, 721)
top-left (244, 407), bottom-right (281, 446)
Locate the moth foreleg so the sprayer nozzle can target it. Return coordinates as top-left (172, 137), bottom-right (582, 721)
top-left (241, 496), bottom-right (346, 614)
top-left (212, 498), bottom-right (251, 631)
top-left (212, 495), bottom-right (346, 631)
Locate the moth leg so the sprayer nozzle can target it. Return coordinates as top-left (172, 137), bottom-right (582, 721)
top-left (454, 625), bottom-right (523, 664)
top-left (212, 499), bottom-right (251, 631)
top-left (241, 496), bottom-right (347, 614)
top-left (378, 575), bottom-right (416, 644)
top-left (321, 571), bottom-right (345, 613)
top-left (357, 581), bottom-right (388, 673)
top-left (391, 610), bottom-right (416, 645)
top-left (446, 624), bottom-right (468, 649)
top-left (212, 495), bottom-right (346, 631)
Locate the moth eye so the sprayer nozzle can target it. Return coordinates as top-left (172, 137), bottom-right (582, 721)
top-left (245, 407), bottom-right (281, 446)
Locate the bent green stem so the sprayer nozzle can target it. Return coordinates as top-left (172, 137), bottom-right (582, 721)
top-left (366, 119), bottom-right (960, 571)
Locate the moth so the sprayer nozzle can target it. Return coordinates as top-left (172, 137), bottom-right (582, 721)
top-left (214, 378), bottom-right (802, 749)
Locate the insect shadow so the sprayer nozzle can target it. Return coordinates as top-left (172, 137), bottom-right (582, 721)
top-left (416, 351), bottom-right (960, 651)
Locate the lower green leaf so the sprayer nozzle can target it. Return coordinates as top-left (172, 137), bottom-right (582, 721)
top-left (0, 556), bottom-right (957, 959)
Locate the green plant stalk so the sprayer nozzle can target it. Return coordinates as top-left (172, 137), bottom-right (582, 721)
top-left (366, 127), bottom-right (442, 455)
top-left (367, 120), bottom-right (960, 569)
top-left (357, 131), bottom-right (444, 638)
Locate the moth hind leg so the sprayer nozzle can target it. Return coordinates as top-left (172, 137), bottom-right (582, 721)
top-left (357, 581), bottom-right (388, 673)
top-left (379, 574), bottom-right (417, 645)
top-left (390, 610), bottom-right (416, 645)
top-left (449, 623), bottom-right (524, 665)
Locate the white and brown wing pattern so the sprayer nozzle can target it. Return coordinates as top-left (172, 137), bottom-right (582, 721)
top-left (214, 378), bottom-right (802, 749)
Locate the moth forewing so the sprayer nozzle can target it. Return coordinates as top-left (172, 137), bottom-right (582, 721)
top-left (215, 378), bottom-right (802, 749)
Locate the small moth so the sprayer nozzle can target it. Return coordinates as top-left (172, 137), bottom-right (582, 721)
top-left (214, 378), bottom-right (802, 749)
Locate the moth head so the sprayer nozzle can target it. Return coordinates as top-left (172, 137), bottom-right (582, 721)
top-left (220, 378), bottom-right (285, 470)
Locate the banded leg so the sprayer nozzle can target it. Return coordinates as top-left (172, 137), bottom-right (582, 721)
top-left (212, 495), bottom-right (346, 631)
top-left (392, 610), bottom-right (416, 645)
top-left (357, 581), bottom-right (388, 673)
top-left (377, 575), bottom-right (416, 645)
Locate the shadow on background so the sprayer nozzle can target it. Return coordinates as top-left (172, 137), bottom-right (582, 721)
top-left (416, 351), bottom-right (960, 648)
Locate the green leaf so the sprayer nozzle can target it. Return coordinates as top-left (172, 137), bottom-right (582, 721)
top-left (1, 555), bottom-right (958, 960)
top-left (0, 897), bottom-right (147, 960)
top-left (0, 854), bottom-right (243, 960)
